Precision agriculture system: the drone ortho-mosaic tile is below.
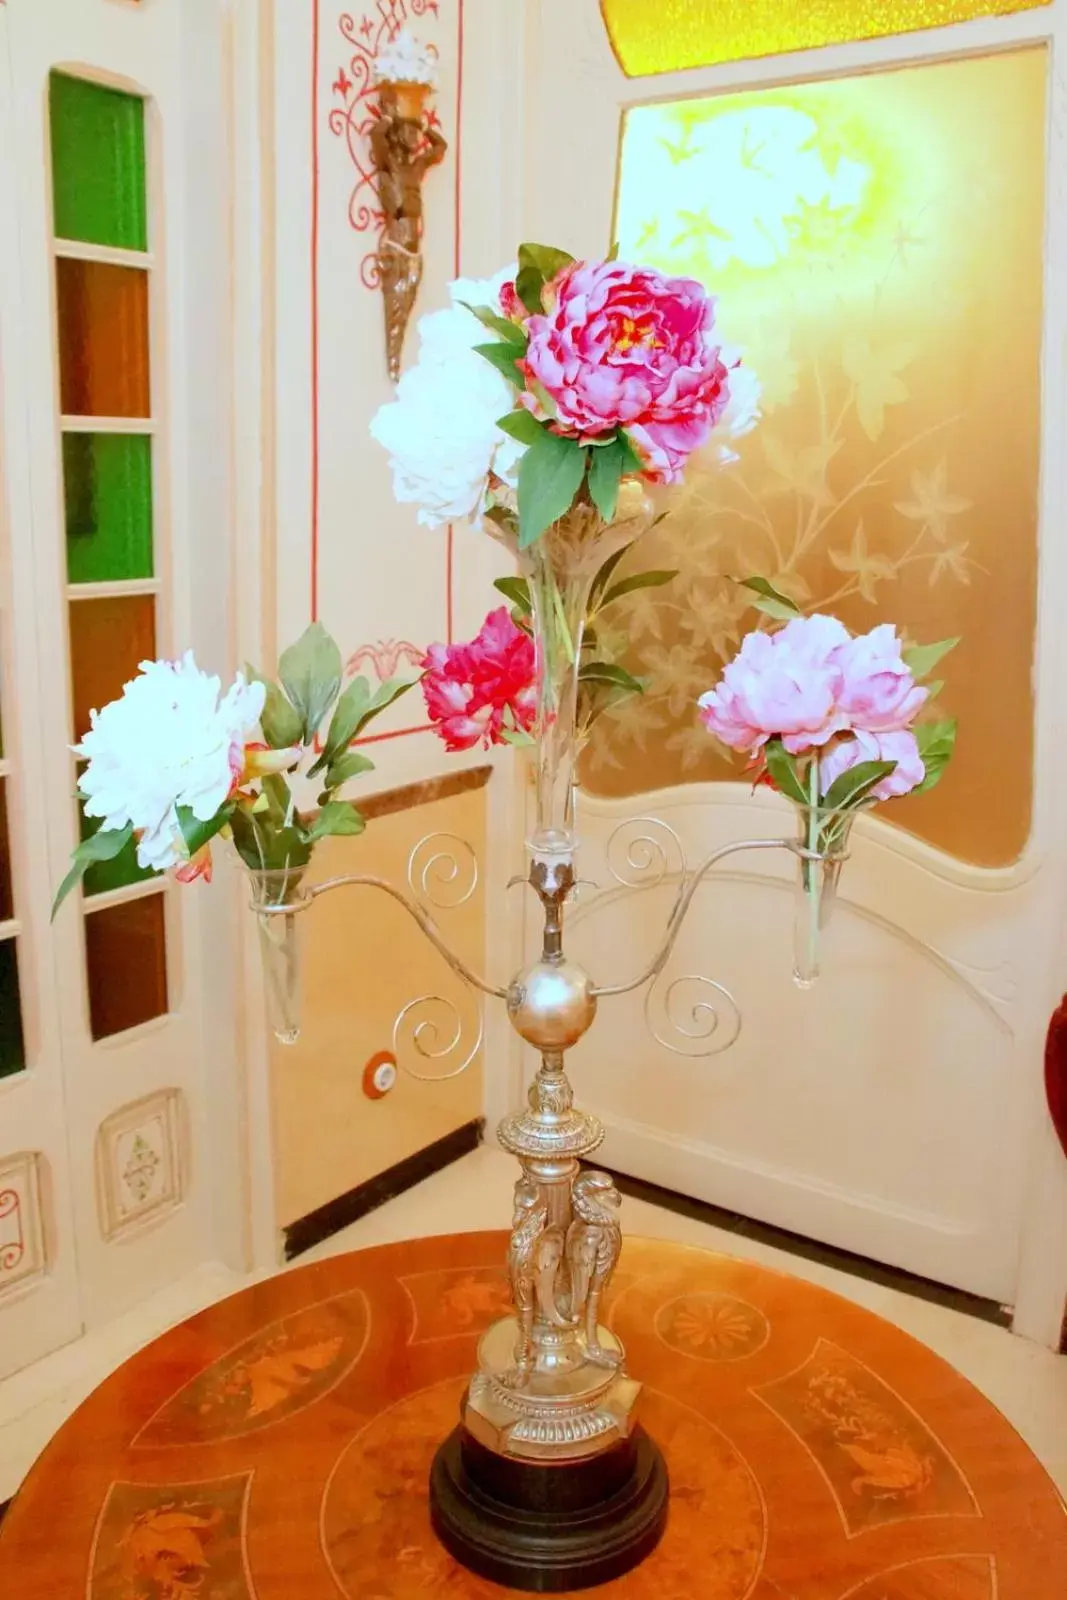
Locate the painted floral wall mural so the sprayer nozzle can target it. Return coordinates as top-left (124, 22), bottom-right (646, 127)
top-left (588, 48), bottom-right (1046, 868)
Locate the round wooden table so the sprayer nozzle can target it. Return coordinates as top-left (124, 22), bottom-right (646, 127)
top-left (1, 1231), bottom-right (1064, 1597)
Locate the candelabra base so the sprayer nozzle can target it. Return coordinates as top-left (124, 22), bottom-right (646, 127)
top-left (429, 1423), bottom-right (669, 1592)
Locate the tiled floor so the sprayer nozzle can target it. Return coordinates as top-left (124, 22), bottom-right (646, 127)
top-left (2, 1145), bottom-right (1065, 1506)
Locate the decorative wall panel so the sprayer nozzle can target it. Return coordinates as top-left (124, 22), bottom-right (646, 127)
top-left (600, 0), bottom-right (1051, 78)
top-left (592, 48), bottom-right (1046, 867)
top-left (95, 1089), bottom-right (184, 1240)
top-left (0, 1152), bottom-right (46, 1297)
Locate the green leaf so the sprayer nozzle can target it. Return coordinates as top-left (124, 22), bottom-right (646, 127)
top-left (499, 726), bottom-right (537, 747)
top-left (460, 302), bottom-right (527, 344)
top-left (764, 742), bottom-right (809, 806)
top-left (496, 409), bottom-right (549, 448)
top-left (305, 800), bottom-right (366, 844)
top-left (514, 265), bottom-right (544, 317)
top-left (246, 666), bottom-right (304, 750)
top-left (514, 243), bottom-right (575, 315)
top-left (903, 637), bottom-right (960, 681)
top-left (359, 675), bottom-right (416, 732)
top-left (176, 802), bottom-right (234, 859)
top-left (309, 676), bottom-right (370, 777)
top-left (615, 430), bottom-right (645, 474)
top-left (261, 772), bottom-right (295, 822)
top-left (589, 544), bottom-right (633, 606)
top-left (822, 759), bottom-right (897, 813)
top-left (310, 675), bottom-right (414, 777)
top-left (318, 750), bottom-right (376, 803)
top-left (738, 576), bottom-right (803, 622)
top-left (517, 431), bottom-right (588, 548)
top-left (229, 805), bottom-right (311, 873)
top-left (605, 241), bottom-right (620, 262)
top-left (278, 623), bottom-right (343, 744)
top-left (913, 718), bottom-right (957, 794)
top-left (52, 824), bottom-right (134, 918)
top-left (475, 341), bottom-right (525, 388)
top-left (601, 569), bottom-right (678, 608)
top-left (578, 661), bottom-right (645, 694)
top-left (493, 575), bottom-right (532, 613)
top-left (519, 242), bottom-right (575, 279)
top-left (587, 435), bottom-right (625, 522)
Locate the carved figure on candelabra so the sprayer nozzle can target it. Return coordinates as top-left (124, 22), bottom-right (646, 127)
top-left (504, 1179), bottom-right (551, 1389)
top-left (368, 85), bottom-right (447, 380)
top-left (567, 1171), bottom-right (623, 1369)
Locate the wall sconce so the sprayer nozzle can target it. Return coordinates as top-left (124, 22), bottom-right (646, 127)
top-left (370, 29), bottom-right (448, 381)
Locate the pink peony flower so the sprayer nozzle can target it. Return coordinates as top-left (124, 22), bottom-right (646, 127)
top-left (833, 623), bottom-right (928, 734)
top-left (819, 728), bottom-right (926, 801)
top-left (698, 615), bottom-right (851, 757)
top-left (422, 608), bottom-right (537, 752)
top-left (521, 260), bottom-right (731, 483)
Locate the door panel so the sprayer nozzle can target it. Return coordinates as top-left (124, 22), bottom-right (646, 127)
top-left (524, 0), bottom-right (1067, 1301)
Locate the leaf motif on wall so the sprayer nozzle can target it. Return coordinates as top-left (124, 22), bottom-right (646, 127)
top-left (842, 337), bottom-right (917, 440)
top-left (894, 461), bottom-right (972, 543)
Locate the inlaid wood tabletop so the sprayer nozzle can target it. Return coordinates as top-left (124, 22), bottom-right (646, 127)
top-left (1, 1231), bottom-right (1064, 1597)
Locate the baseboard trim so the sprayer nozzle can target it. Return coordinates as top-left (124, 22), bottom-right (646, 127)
top-left (601, 1166), bottom-right (1014, 1330)
top-left (282, 1117), bottom-right (486, 1261)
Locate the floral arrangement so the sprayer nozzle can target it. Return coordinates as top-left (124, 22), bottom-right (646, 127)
top-left (53, 624), bottom-right (415, 913)
top-left (698, 579), bottom-right (957, 837)
top-left (697, 579), bottom-right (957, 983)
top-left (371, 244), bottom-right (760, 548)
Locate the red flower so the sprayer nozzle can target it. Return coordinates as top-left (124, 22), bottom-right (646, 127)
top-left (422, 608), bottom-right (536, 752)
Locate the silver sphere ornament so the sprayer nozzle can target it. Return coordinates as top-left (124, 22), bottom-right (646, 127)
top-left (506, 960), bottom-right (597, 1051)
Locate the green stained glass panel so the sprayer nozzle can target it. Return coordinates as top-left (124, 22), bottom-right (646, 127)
top-left (64, 434), bottom-right (153, 583)
top-left (0, 939), bottom-right (25, 1078)
top-left (49, 73), bottom-right (147, 252)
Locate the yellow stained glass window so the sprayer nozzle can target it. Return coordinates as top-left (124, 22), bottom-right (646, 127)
top-left (601, 0), bottom-right (1050, 78)
top-left (590, 47), bottom-right (1046, 869)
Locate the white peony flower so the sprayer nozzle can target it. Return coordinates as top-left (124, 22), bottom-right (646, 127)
top-left (370, 263), bottom-right (525, 527)
top-left (712, 348), bottom-right (762, 465)
top-left (373, 28), bottom-right (438, 88)
top-left (75, 653), bottom-right (266, 873)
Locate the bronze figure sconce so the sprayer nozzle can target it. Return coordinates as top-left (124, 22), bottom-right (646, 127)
top-left (371, 31), bottom-right (447, 381)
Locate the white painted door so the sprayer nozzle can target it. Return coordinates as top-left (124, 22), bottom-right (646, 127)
top-left (0, 5), bottom-right (83, 1376)
top-left (0, 0), bottom-right (238, 1372)
top-left (518, 1), bottom-right (1067, 1309)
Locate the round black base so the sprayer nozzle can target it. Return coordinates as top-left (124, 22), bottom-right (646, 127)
top-left (429, 1425), bottom-right (669, 1593)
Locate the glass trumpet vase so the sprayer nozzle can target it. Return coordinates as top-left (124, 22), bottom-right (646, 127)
top-left (245, 865), bottom-right (311, 1045)
top-left (517, 482), bottom-right (654, 863)
top-left (792, 802), bottom-right (856, 990)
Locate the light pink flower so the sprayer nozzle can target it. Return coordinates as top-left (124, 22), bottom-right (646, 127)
top-left (819, 729), bottom-right (926, 801)
top-left (833, 623), bottom-right (928, 734)
top-left (422, 608), bottom-right (537, 752)
top-left (521, 259), bottom-right (731, 482)
top-left (698, 615), bottom-right (851, 757)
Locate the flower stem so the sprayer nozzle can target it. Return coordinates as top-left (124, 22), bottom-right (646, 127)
top-left (806, 757), bottom-right (821, 983)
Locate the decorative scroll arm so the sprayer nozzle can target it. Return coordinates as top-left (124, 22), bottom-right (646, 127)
top-left (592, 837), bottom-right (798, 999)
top-left (295, 872), bottom-right (508, 999)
